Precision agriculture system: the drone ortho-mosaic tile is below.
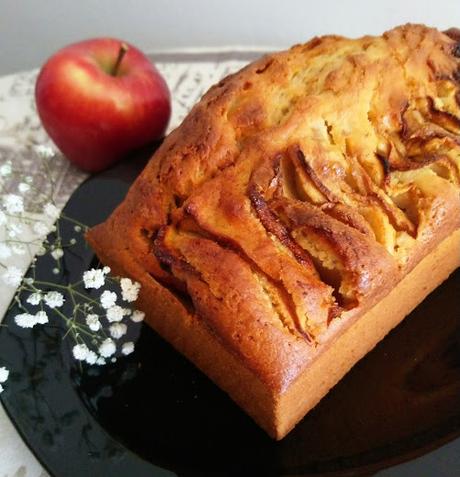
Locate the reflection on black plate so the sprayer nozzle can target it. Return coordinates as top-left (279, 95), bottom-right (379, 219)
top-left (1, 149), bottom-right (459, 477)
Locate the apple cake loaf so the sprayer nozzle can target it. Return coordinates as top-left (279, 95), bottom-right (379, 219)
top-left (87, 24), bottom-right (460, 439)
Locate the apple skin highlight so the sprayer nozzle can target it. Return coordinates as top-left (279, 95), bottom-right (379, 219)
top-left (35, 38), bottom-right (171, 172)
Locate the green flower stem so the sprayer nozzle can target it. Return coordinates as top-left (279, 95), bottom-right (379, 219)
top-left (21, 178), bottom-right (53, 201)
top-left (5, 238), bottom-right (46, 246)
top-left (59, 213), bottom-right (88, 230)
top-left (59, 242), bottom-right (77, 249)
top-left (54, 222), bottom-right (63, 273)
top-left (69, 289), bottom-right (101, 307)
top-left (21, 282), bottom-right (100, 341)
top-left (14, 295), bottom-right (29, 313)
top-left (51, 307), bottom-right (98, 341)
top-left (2, 212), bottom-right (43, 223)
top-left (41, 157), bottom-right (57, 194)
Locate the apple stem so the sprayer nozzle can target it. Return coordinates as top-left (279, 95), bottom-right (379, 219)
top-left (111, 43), bottom-right (129, 76)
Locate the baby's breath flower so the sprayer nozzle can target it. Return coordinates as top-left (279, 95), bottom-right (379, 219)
top-left (0, 243), bottom-right (12, 259)
top-left (5, 199), bottom-right (144, 367)
top-left (8, 222), bottom-right (24, 238)
top-left (2, 266), bottom-right (23, 287)
top-left (0, 162), bottom-right (12, 176)
top-left (24, 176), bottom-right (33, 184)
top-left (11, 244), bottom-right (26, 256)
top-left (131, 310), bottom-right (145, 323)
top-left (72, 344), bottom-right (89, 361)
top-left (100, 290), bottom-right (117, 309)
top-left (85, 314), bottom-right (100, 331)
top-left (109, 323), bottom-right (127, 339)
top-left (36, 245), bottom-right (47, 256)
top-left (3, 194), bottom-right (24, 214)
top-left (120, 278), bottom-right (141, 303)
top-left (44, 291), bottom-right (65, 308)
top-left (35, 310), bottom-right (49, 325)
top-left (51, 248), bottom-right (63, 260)
top-left (35, 144), bottom-right (55, 158)
top-left (43, 202), bottom-right (60, 220)
top-left (99, 338), bottom-right (116, 358)
top-left (85, 350), bottom-right (98, 365)
top-left (14, 311), bottom-right (48, 328)
top-left (23, 277), bottom-right (34, 285)
top-left (14, 313), bottom-right (38, 328)
top-left (121, 342), bottom-right (135, 356)
top-left (33, 221), bottom-right (48, 237)
top-left (18, 182), bottom-right (30, 193)
top-left (52, 268), bottom-right (59, 275)
top-left (26, 292), bottom-right (42, 305)
top-left (83, 268), bottom-right (107, 289)
top-left (0, 366), bottom-right (8, 393)
top-left (106, 305), bottom-right (125, 323)
top-left (0, 367), bottom-right (9, 383)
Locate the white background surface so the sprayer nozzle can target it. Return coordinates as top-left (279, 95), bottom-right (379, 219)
top-left (2, 0), bottom-right (460, 75)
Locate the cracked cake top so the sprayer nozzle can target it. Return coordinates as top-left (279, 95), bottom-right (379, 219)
top-left (88, 24), bottom-right (460, 392)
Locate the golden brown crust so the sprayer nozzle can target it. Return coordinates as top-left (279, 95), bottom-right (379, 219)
top-left (87, 24), bottom-right (460, 405)
top-left (276, 229), bottom-right (460, 438)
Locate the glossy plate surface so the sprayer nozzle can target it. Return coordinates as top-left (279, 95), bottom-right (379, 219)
top-left (1, 152), bottom-right (459, 477)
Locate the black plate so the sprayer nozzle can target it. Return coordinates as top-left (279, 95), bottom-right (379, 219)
top-left (1, 150), bottom-right (460, 477)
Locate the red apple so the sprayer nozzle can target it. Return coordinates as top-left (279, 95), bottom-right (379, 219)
top-left (35, 38), bottom-right (171, 172)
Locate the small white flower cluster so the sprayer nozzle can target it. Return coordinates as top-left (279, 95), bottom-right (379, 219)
top-left (26, 289), bottom-right (66, 308)
top-left (14, 310), bottom-right (49, 328)
top-left (63, 269), bottom-right (145, 365)
top-left (11, 266), bottom-right (144, 367)
top-left (82, 266), bottom-right (111, 290)
top-left (0, 366), bottom-right (9, 394)
top-left (120, 278), bottom-right (141, 302)
top-left (0, 196), bottom-right (65, 284)
top-left (6, 275), bottom-right (143, 368)
top-left (11, 268), bottom-right (144, 367)
top-left (2, 265), bottom-right (23, 288)
top-left (43, 202), bottom-right (60, 220)
top-left (1, 154), bottom-right (145, 382)
top-left (0, 154), bottom-right (84, 282)
top-left (3, 194), bottom-right (24, 214)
